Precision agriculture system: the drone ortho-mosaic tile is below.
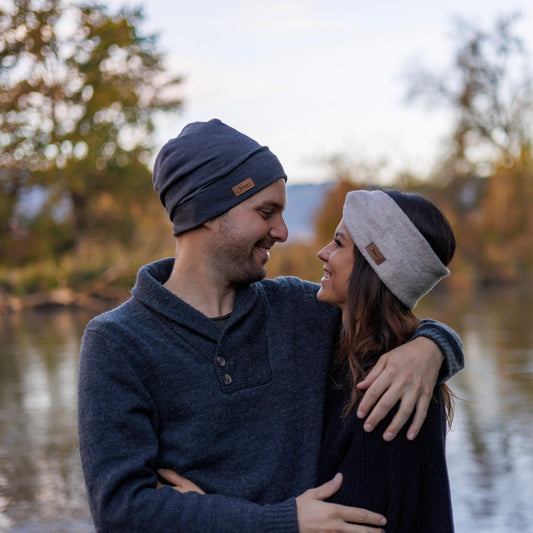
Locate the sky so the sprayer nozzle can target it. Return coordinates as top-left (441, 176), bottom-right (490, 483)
top-left (108, 0), bottom-right (533, 184)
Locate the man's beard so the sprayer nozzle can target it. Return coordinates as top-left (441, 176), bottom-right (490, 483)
top-left (211, 213), bottom-right (275, 286)
top-left (216, 244), bottom-right (269, 286)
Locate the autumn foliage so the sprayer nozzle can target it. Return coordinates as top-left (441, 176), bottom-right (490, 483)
top-left (1, 5), bottom-right (533, 302)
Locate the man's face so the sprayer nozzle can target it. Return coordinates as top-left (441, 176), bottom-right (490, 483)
top-left (207, 179), bottom-right (288, 285)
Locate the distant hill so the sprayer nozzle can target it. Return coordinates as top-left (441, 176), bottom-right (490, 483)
top-left (285, 182), bottom-right (333, 241)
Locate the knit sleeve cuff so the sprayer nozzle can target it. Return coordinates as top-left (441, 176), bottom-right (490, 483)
top-left (261, 497), bottom-right (299, 533)
top-left (412, 319), bottom-right (465, 383)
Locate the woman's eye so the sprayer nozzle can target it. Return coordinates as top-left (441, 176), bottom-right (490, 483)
top-left (334, 238), bottom-right (342, 247)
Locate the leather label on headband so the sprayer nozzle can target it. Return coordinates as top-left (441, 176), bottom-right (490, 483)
top-left (366, 242), bottom-right (386, 265)
top-left (232, 177), bottom-right (255, 197)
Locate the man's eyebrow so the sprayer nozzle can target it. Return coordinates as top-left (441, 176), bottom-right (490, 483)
top-left (258, 200), bottom-right (285, 211)
top-left (335, 230), bottom-right (348, 240)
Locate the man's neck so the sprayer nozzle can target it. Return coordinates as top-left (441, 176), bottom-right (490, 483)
top-left (164, 257), bottom-right (236, 318)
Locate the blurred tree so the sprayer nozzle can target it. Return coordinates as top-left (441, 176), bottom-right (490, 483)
top-left (0, 0), bottom-right (182, 263)
top-left (404, 13), bottom-right (533, 283)
top-left (314, 178), bottom-right (359, 247)
top-left (405, 13), bottom-right (533, 178)
top-left (465, 148), bottom-right (533, 282)
top-left (267, 242), bottom-right (323, 283)
top-left (313, 158), bottom-right (367, 246)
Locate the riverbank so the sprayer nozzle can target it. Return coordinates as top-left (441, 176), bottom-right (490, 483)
top-left (1, 276), bottom-right (528, 315)
top-left (0, 285), bottom-right (129, 314)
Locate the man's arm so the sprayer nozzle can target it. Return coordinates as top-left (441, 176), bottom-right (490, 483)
top-left (355, 319), bottom-right (463, 441)
top-left (296, 474), bottom-right (386, 533)
top-left (158, 470), bottom-right (387, 533)
top-left (79, 327), bottom-right (386, 533)
top-left (412, 318), bottom-right (464, 381)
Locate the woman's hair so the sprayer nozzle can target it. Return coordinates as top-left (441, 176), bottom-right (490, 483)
top-left (336, 189), bottom-right (456, 426)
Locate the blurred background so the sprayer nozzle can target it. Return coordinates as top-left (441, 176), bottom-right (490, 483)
top-left (0, 0), bottom-right (532, 531)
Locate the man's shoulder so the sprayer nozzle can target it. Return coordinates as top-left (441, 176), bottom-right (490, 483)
top-left (256, 276), bottom-right (339, 320)
top-left (84, 297), bottom-right (140, 335)
top-left (258, 275), bottom-right (319, 296)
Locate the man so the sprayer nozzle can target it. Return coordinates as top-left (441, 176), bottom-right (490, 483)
top-left (78, 119), bottom-right (463, 532)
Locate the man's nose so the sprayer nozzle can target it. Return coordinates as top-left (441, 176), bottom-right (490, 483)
top-left (270, 215), bottom-right (289, 242)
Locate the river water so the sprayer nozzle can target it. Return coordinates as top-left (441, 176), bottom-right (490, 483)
top-left (0, 286), bottom-right (532, 532)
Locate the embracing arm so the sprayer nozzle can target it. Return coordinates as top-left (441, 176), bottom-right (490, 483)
top-left (355, 319), bottom-right (463, 441)
top-left (158, 470), bottom-right (387, 533)
top-left (78, 327), bottom-right (386, 533)
top-left (411, 318), bottom-right (464, 382)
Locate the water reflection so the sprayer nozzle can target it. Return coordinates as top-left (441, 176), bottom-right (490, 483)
top-left (418, 286), bottom-right (533, 532)
top-left (0, 310), bottom-right (95, 531)
top-left (0, 287), bottom-right (532, 532)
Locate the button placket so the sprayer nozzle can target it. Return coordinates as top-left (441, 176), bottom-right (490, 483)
top-left (216, 353), bottom-right (232, 386)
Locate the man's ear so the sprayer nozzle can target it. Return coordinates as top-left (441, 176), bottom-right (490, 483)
top-left (202, 219), bottom-right (216, 231)
top-left (202, 213), bottom-right (225, 232)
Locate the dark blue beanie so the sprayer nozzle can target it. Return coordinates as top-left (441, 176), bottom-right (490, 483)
top-left (153, 119), bottom-right (287, 235)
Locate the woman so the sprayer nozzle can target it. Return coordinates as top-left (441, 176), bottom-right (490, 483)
top-left (316, 189), bottom-right (455, 532)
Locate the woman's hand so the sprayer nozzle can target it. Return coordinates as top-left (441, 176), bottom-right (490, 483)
top-left (156, 469), bottom-right (206, 494)
top-left (356, 336), bottom-right (442, 441)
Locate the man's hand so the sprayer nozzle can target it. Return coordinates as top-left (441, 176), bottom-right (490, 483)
top-left (156, 469), bottom-right (206, 494)
top-left (296, 473), bottom-right (386, 532)
top-left (356, 336), bottom-right (443, 441)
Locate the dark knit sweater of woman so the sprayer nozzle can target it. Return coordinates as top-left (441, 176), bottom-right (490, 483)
top-left (317, 362), bottom-right (454, 533)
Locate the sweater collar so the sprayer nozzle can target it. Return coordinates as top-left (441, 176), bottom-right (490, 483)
top-left (131, 258), bottom-right (263, 338)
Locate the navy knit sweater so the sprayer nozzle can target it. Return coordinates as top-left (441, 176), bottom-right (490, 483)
top-left (318, 366), bottom-right (454, 532)
top-left (78, 258), bottom-right (463, 532)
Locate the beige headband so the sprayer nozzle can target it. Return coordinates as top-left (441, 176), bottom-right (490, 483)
top-left (342, 190), bottom-right (450, 309)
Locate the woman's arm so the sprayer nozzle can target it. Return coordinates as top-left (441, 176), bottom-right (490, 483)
top-left (382, 390), bottom-right (454, 533)
top-left (323, 392), bottom-right (453, 533)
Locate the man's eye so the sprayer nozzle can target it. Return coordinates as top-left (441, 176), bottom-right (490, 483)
top-left (334, 238), bottom-right (342, 247)
top-left (260, 210), bottom-right (273, 218)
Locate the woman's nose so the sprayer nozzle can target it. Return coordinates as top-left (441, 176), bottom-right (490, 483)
top-left (317, 243), bottom-right (331, 261)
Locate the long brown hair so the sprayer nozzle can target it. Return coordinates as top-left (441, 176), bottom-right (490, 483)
top-left (335, 190), bottom-right (456, 427)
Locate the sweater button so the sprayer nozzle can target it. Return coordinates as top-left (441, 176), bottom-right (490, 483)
top-left (216, 356), bottom-right (226, 367)
top-left (223, 373), bottom-right (232, 385)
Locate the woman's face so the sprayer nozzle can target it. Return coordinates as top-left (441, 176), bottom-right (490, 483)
top-left (316, 219), bottom-right (355, 313)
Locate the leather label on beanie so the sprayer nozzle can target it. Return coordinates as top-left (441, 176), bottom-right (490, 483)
top-left (232, 177), bottom-right (255, 197)
top-left (366, 242), bottom-right (386, 265)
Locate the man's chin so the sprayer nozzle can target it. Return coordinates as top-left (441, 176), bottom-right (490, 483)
top-left (232, 267), bottom-right (267, 286)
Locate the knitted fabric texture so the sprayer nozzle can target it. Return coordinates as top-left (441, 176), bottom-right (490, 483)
top-left (153, 119), bottom-right (287, 235)
top-left (342, 190), bottom-right (450, 309)
top-left (318, 382), bottom-right (455, 532)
